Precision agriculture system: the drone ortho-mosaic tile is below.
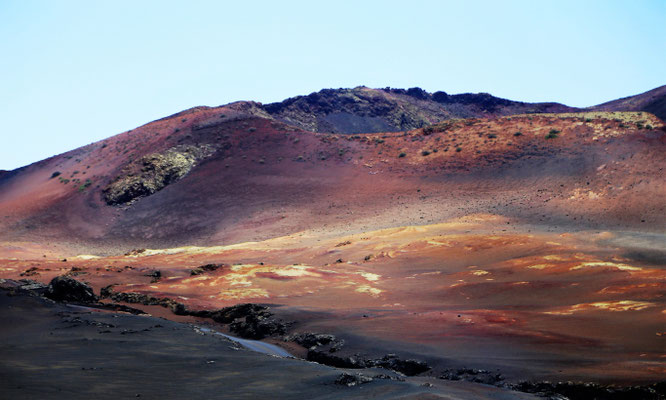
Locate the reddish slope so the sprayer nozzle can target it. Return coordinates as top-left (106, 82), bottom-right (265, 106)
top-left (0, 107), bottom-right (663, 254)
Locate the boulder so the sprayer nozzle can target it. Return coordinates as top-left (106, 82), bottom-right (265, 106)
top-left (45, 276), bottom-right (98, 303)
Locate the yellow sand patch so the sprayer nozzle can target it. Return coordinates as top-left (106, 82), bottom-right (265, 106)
top-left (545, 300), bottom-right (656, 315)
top-left (217, 288), bottom-right (269, 300)
top-left (358, 272), bottom-right (381, 281)
top-left (527, 264), bottom-right (552, 270)
top-left (471, 270), bottom-right (489, 276)
top-left (355, 285), bottom-right (383, 297)
top-left (73, 254), bottom-right (100, 260)
top-left (181, 275), bottom-right (211, 283)
top-left (273, 265), bottom-right (320, 278)
top-left (571, 262), bottom-right (642, 272)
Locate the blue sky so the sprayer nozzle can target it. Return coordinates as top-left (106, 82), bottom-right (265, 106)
top-left (1, 0), bottom-right (664, 170)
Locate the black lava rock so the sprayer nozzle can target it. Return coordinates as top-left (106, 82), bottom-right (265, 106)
top-left (45, 276), bottom-right (98, 303)
top-left (334, 373), bottom-right (373, 387)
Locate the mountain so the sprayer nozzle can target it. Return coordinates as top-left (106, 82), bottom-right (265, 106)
top-left (591, 84), bottom-right (666, 121)
top-left (260, 86), bottom-right (579, 133)
top-left (0, 95), bottom-right (663, 254)
top-left (1, 88), bottom-right (665, 389)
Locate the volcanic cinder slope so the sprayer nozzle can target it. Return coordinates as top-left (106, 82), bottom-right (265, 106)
top-left (1, 87), bottom-right (665, 398)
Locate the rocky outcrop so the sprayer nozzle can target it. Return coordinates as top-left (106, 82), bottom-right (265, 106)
top-left (334, 372), bottom-right (373, 387)
top-left (190, 263), bottom-right (225, 276)
top-left (439, 368), bottom-right (505, 385)
top-left (374, 354), bottom-right (431, 376)
top-left (509, 380), bottom-right (666, 400)
top-left (103, 145), bottom-right (214, 205)
top-left (286, 332), bottom-right (342, 350)
top-left (45, 276), bottom-right (98, 303)
top-left (101, 287), bottom-right (288, 340)
top-left (261, 86), bottom-right (578, 134)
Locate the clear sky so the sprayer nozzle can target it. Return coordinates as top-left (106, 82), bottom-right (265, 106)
top-left (1, 0), bottom-right (664, 170)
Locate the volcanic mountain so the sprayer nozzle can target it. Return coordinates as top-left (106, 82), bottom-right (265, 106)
top-left (0, 86), bottom-right (664, 254)
top-left (1, 87), bottom-right (665, 396)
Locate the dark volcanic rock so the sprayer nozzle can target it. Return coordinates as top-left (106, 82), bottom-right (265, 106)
top-left (334, 372), bottom-right (373, 387)
top-left (511, 380), bottom-right (666, 400)
top-left (45, 276), bottom-right (98, 303)
top-left (375, 354), bottom-right (431, 376)
top-left (101, 289), bottom-right (189, 315)
top-left (190, 263), bottom-right (225, 276)
top-left (439, 368), bottom-right (504, 385)
top-left (307, 349), bottom-right (369, 369)
top-left (286, 332), bottom-right (339, 349)
top-left (102, 145), bottom-right (213, 205)
top-left (101, 287), bottom-right (287, 340)
top-left (229, 311), bottom-right (287, 339)
top-left (261, 86), bottom-right (578, 134)
top-left (191, 303), bottom-right (269, 323)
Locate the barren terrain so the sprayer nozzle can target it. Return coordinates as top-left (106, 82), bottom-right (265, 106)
top-left (1, 87), bottom-right (665, 399)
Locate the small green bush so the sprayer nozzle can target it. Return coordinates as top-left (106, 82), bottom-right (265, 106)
top-left (514, 131), bottom-right (522, 137)
top-left (398, 152), bottom-right (407, 158)
top-left (421, 150), bottom-right (431, 156)
top-left (455, 147), bottom-right (462, 152)
top-left (546, 129), bottom-right (560, 139)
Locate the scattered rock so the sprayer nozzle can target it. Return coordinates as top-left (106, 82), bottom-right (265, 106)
top-left (439, 368), bottom-right (504, 385)
top-left (375, 354), bottom-right (431, 376)
top-left (334, 372), bottom-right (373, 387)
top-left (101, 287), bottom-right (287, 340)
top-left (19, 267), bottom-right (40, 277)
top-left (190, 263), bottom-right (225, 276)
top-left (45, 276), bottom-right (98, 303)
top-left (307, 349), bottom-right (369, 369)
top-left (510, 380), bottom-right (666, 400)
top-left (144, 270), bottom-right (162, 282)
top-left (286, 332), bottom-right (340, 349)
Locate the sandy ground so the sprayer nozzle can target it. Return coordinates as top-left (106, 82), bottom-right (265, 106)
top-left (0, 288), bottom-right (536, 400)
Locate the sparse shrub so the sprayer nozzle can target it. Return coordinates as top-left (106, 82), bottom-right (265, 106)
top-left (514, 131), bottom-right (522, 137)
top-left (295, 155), bottom-right (305, 162)
top-left (585, 118), bottom-right (592, 123)
top-left (78, 179), bottom-right (92, 192)
top-left (646, 124), bottom-right (653, 130)
top-left (546, 129), bottom-right (560, 139)
top-left (455, 147), bottom-right (462, 152)
top-left (248, 127), bottom-right (256, 132)
top-left (50, 171), bottom-right (61, 179)
top-left (398, 152), bottom-right (407, 158)
top-left (636, 122), bottom-right (644, 129)
top-left (487, 134), bottom-right (497, 139)
top-left (421, 150), bottom-right (431, 156)
top-left (258, 158), bottom-right (265, 164)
